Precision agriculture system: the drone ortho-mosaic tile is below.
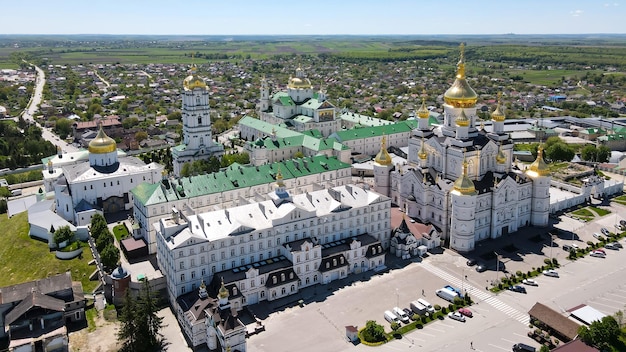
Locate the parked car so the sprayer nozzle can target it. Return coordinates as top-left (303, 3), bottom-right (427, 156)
top-left (594, 248), bottom-right (606, 254)
top-left (543, 269), bottom-right (559, 278)
top-left (593, 233), bottom-right (604, 240)
top-left (458, 307), bottom-right (473, 317)
top-left (605, 243), bottom-right (619, 250)
top-left (507, 285), bottom-right (527, 294)
top-left (562, 244), bottom-right (574, 252)
top-left (522, 279), bottom-right (538, 286)
top-left (476, 263), bottom-right (488, 272)
top-left (393, 307), bottom-right (410, 324)
top-left (466, 258), bottom-right (477, 266)
top-left (612, 241), bottom-right (623, 248)
top-left (571, 243), bottom-right (579, 249)
top-left (403, 308), bottom-right (414, 320)
top-left (513, 342), bottom-right (536, 352)
top-left (447, 311), bottom-right (466, 322)
top-left (601, 227), bottom-right (610, 235)
top-left (590, 250), bottom-right (606, 258)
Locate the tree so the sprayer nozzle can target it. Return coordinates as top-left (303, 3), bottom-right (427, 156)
top-left (578, 315), bottom-right (620, 349)
top-left (100, 243), bottom-right (120, 270)
top-left (539, 346), bottom-right (550, 352)
top-left (135, 131), bottom-right (148, 143)
top-left (96, 230), bottom-right (113, 253)
top-left (545, 141), bottom-right (574, 162)
top-left (597, 146), bottom-right (611, 163)
top-left (90, 214), bottom-right (108, 240)
top-left (54, 118), bottom-right (73, 139)
top-left (361, 320), bottom-right (386, 343)
top-left (53, 225), bottom-right (74, 246)
top-left (581, 145), bottom-right (597, 161)
top-left (118, 280), bottom-right (163, 352)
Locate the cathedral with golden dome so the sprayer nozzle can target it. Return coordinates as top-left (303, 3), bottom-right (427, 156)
top-left (374, 43), bottom-right (551, 252)
top-left (172, 65), bottom-right (225, 176)
top-left (49, 122), bottom-right (164, 225)
top-left (258, 64), bottom-right (340, 137)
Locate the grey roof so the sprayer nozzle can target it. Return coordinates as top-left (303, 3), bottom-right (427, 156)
top-left (5, 291), bottom-right (66, 325)
top-left (0, 272), bottom-right (75, 305)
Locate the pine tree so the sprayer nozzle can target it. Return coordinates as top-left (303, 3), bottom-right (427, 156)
top-left (118, 281), bottom-right (164, 352)
top-left (118, 290), bottom-right (137, 352)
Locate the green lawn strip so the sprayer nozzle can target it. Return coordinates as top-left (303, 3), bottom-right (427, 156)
top-left (571, 208), bottom-right (593, 217)
top-left (0, 212), bottom-right (99, 293)
top-left (589, 206), bottom-right (611, 216)
top-left (112, 223), bottom-right (129, 242)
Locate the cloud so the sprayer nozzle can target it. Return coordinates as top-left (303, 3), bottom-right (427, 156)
top-left (570, 9), bottom-right (583, 17)
top-left (604, 2), bottom-right (619, 6)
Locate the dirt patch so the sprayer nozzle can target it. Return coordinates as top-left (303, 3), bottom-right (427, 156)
top-left (69, 310), bottom-right (121, 352)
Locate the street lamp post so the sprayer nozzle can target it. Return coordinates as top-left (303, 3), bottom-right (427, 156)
top-left (550, 233), bottom-right (554, 263)
top-left (395, 289), bottom-right (399, 308)
top-left (495, 251), bottom-right (500, 285)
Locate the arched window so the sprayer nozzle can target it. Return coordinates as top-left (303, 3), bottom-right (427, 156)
top-left (281, 287), bottom-right (286, 295)
top-left (272, 276), bottom-right (277, 284)
top-left (291, 284), bottom-right (295, 292)
top-left (314, 275), bottom-right (318, 282)
top-left (281, 273), bottom-right (285, 281)
top-left (260, 291), bottom-right (265, 298)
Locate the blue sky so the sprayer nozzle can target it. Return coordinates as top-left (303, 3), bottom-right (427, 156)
top-left (1, 0), bottom-right (624, 35)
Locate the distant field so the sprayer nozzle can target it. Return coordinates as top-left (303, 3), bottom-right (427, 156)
top-left (0, 212), bottom-right (100, 293)
top-left (507, 69), bottom-right (606, 86)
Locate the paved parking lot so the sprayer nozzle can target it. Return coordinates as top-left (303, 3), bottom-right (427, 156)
top-left (247, 200), bottom-right (626, 352)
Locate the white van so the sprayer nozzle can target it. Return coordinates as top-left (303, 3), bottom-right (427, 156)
top-left (417, 298), bottom-right (435, 314)
top-left (392, 307), bottom-right (409, 323)
top-left (384, 310), bottom-right (399, 324)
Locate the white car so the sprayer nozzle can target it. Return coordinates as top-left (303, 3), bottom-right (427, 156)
top-left (543, 270), bottom-right (559, 278)
top-left (593, 233), bottom-right (602, 239)
top-left (590, 250), bottom-right (606, 258)
top-left (522, 279), bottom-right (538, 286)
top-left (448, 311), bottom-right (466, 322)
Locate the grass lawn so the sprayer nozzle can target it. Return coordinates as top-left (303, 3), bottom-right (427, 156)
top-left (589, 206), bottom-right (611, 217)
top-left (0, 212), bottom-right (100, 293)
top-left (571, 208), bottom-right (594, 218)
top-left (614, 195), bottom-right (626, 206)
top-left (112, 223), bottom-right (129, 242)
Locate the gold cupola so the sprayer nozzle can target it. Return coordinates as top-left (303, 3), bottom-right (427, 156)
top-left (417, 92), bottom-right (430, 119)
top-left (453, 157), bottom-right (476, 195)
top-left (218, 278), bottom-right (229, 300)
top-left (455, 109), bottom-right (470, 127)
top-left (496, 143), bottom-right (507, 164)
top-left (88, 122), bottom-right (117, 154)
top-left (491, 92), bottom-right (505, 122)
top-left (287, 64), bottom-right (312, 89)
top-left (183, 64), bottom-right (207, 91)
top-left (418, 138), bottom-right (428, 160)
top-left (526, 145), bottom-right (550, 177)
top-left (375, 135), bottom-right (392, 166)
top-left (276, 165), bottom-right (285, 187)
top-left (444, 43), bottom-right (478, 108)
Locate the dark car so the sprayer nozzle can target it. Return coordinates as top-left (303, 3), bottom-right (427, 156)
top-left (476, 263), bottom-right (488, 272)
top-left (466, 258), bottom-right (477, 266)
top-left (404, 308), bottom-right (414, 319)
top-left (512, 343), bottom-right (536, 352)
top-left (507, 285), bottom-right (527, 294)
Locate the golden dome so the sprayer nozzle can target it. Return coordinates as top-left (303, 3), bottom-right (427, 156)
top-left (453, 158), bottom-right (476, 195)
top-left (417, 94), bottom-right (430, 119)
top-left (287, 64), bottom-right (312, 89)
top-left (276, 166), bottom-right (285, 187)
top-left (444, 43), bottom-right (478, 108)
top-left (88, 123), bottom-right (117, 154)
top-left (496, 144), bottom-right (507, 164)
top-left (375, 135), bottom-right (392, 166)
top-left (218, 278), bottom-right (229, 299)
top-left (526, 145), bottom-right (550, 177)
top-left (418, 138), bottom-right (428, 160)
top-left (183, 65), bottom-right (207, 91)
top-left (455, 109), bottom-right (470, 127)
top-left (491, 92), bottom-right (505, 122)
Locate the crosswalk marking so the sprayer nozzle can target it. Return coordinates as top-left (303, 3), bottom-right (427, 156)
top-left (420, 262), bottom-right (530, 325)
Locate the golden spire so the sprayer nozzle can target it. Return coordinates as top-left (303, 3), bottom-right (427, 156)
top-left (184, 55), bottom-right (207, 91)
top-left (276, 165), bottom-right (285, 187)
top-left (417, 90), bottom-right (429, 119)
top-left (218, 278), bottom-right (229, 299)
top-left (453, 152), bottom-right (476, 195)
top-left (374, 134), bottom-right (392, 166)
top-left (457, 42), bottom-right (466, 79)
top-left (491, 92), bottom-right (505, 122)
top-left (444, 43), bottom-right (478, 108)
top-left (418, 137), bottom-right (428, 160)
top-left (496, 142), bottom-right (507, 164)
top-left (455, 109), bottom-right (470, 127)
top-left (526, 145), bottom-right (550, 177)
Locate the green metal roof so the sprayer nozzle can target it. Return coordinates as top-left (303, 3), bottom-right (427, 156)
top-left (331, 121), bottom-right (414, 142)
top-left (131, 155), bottom-right (350, 206)
top-left (239, 116), bottom-right (301, 138)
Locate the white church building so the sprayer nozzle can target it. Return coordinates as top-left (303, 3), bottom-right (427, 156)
top-left (51, 124), bottom-right (163, 225)
top-left (374, 44), bottom-right (551, 253)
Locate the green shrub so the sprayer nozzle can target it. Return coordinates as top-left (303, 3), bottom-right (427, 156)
top-left (411, 314), bottom-right (419, 321)
top-left (391, 322), bottom-right (400, 331)
top-left (434, 304), bottom-right (441, 311)
top-left (552, 258), bottom-right (559, 266)
top-left (441, 307), bottom-right (447, 314)
top-left (543, 258), bottom-right (552, 265)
